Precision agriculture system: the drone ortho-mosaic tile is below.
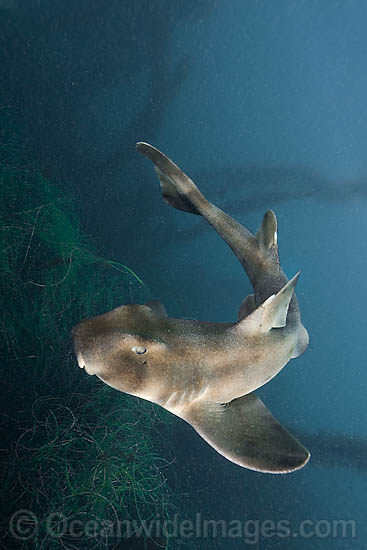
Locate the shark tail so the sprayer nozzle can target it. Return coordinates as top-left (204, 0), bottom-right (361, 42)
top-left (136, 142), bottom-right (206, 215)
top-left (155, 166), bottom-right (202, 214)
top-left (136, 142), bottom-right (287, 294)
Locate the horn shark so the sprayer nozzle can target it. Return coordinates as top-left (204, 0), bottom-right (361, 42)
top-left (72, 142), bottom-right (310, 474)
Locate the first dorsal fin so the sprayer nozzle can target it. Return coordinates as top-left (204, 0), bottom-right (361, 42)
top-left (239, 272), bottom-right (300, 333)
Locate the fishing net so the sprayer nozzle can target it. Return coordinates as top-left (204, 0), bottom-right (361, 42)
top-left (0, 115), bottom-right (177, 549)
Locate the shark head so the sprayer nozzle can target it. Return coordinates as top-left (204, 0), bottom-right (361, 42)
top-left (72, 303), bottom-right (169, 397)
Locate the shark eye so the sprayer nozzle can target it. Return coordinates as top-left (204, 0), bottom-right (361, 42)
top-left (131, 346), bottom-right (147, 355)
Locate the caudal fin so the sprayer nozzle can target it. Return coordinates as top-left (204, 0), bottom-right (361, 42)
top-left (136, 142), bottom-right (202, 214)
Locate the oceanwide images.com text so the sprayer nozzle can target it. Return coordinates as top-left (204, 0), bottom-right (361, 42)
top-left (10, 510), bottom-right (357, 544)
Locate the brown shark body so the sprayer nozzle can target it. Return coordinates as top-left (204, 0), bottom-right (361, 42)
top-left (72, 142), bottom-right (310, 474)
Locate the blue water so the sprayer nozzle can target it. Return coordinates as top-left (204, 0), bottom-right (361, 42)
top-left (2, 1), bottom-right (366, 548)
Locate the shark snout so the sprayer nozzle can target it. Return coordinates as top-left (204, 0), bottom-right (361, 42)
top-left (72, 332), bottom-right (87, 371)
top-left (75, 347), bottom-right (86, 369)
top-left (72, 324), bottom-right (96, 375)
top-left (72, 327), bottom-right (83, 366)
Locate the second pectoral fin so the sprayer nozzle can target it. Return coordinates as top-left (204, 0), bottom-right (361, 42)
top-left (182, 393), bottom-right (310, 473)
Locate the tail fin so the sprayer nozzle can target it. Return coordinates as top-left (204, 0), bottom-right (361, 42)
top-left (136, 142), bottom-right (285, 295)
top-left (155, 167), bottom-right (200, 214)
top-left (137, 142), bottom-right (202, 214)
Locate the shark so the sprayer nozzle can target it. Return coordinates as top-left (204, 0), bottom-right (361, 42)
top-left (72, 142), bottom-right (310, 474)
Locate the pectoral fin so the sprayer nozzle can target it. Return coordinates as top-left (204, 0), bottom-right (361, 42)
top-left (183, 393), bottom-right (310, 473)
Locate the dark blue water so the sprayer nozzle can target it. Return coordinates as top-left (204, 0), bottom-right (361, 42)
top-left (2, 1), bottom-right (366, 548)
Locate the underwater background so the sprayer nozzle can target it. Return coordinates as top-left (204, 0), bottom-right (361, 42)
top-left (1, 1), bottom-right (366, 549)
